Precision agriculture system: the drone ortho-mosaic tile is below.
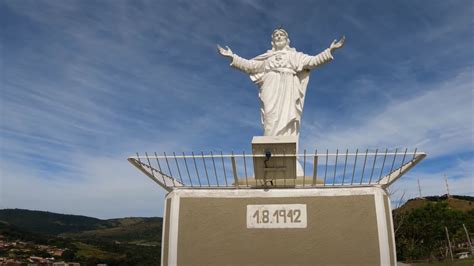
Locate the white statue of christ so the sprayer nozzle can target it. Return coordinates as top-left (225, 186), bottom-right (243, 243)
top-left (218, 28), bottom-right (345, 138)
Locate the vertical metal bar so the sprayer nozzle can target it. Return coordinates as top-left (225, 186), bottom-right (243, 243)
top-left (182, 152), bottom-right (193, 186)
top-left (136, 153), bottom-right (143, 175)
top-left (333, 149), bottom-right (339, 186)
top-left (368, 149), bottom-right (378, 184)
top-left (378, 148), bottom-right (388, 183)
top-left (243, 151), bottom-right (249, 187)
top-left (399, 148), bottom-right (408, 175)
top-left (303, 149), bottom-right (307, 186)
top-left (383, 148), bottom-right (399, 186)
top-left (164, 152), bottom-right (176, 187)
top-left (342, 149), bottom-right (348, 185)
top-left (231, 151), bottom-right (239, 188)
top-left (350, 149), bottom-right (359, 185)
top-left (141, 152), bottom-right (162, 186)
top-left (323, 149), bottom-right (328, 186)
top-left (154, 152), bottom-right (167, 186)
top-left (388, 148), bottom-right (408, 185)
top-left (312, 150), bottom-right (318, 186)
top-left (221, 151), bottom-right (228, 187)
top-left (145, 152), bottom-right (155, 176)
top-left (388, 148), bottom-right (399, 175)
top-left (210, 151), bottom-right (219, 187)
top-left (173, 152), bottom-right (184, 184)
top-left (201, 152), bottom-right (211, 187)
top-left (145, 152), bottom-right (159, 185)
top-left (360, 149), bottom-right (369, 185)
top-left (191, 152), bottom-right (202, 187)
top-left (412, 148), bottom-right (418, 160)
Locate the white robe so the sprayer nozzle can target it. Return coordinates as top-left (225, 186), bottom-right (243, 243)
top-left (231, 47), bottom-right (333, 137)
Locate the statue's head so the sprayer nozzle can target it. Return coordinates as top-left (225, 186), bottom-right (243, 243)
top-left (271, 28), bottom-right (290, 51)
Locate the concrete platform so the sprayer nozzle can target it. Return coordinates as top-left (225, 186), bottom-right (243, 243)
top-left (161, 186), bottom-right (396, 265)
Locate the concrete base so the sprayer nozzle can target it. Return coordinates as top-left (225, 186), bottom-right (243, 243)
top-left (161, 187), bottom-right (396, 266)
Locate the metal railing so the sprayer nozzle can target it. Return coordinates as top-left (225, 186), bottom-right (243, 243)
top-left (128, 149), bottom-right (426, 192)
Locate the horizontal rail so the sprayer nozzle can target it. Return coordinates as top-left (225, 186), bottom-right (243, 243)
top-left (131, 152), bottom-right (425, 159)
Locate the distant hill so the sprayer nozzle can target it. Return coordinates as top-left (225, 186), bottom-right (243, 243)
top-left (0, 209), bottom-right (162, 245)
top-left (396, 194), bottom-right (474, 213)
top-left (0, 209), bottom-right (105, 235)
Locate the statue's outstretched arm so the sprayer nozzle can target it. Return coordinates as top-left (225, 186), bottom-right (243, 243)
top-left (301, 36), bottom-right (345, 70)
top-left (217, 44), bottom-right (263, 74)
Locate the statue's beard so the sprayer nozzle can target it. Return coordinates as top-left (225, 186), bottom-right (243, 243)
top-left (273, 40), bottom-right (287, 50)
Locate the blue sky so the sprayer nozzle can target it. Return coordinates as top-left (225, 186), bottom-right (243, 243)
top-left (1, 0), bottom-right (473, 218)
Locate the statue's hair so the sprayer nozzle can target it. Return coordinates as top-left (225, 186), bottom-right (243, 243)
top-left (272, 28), bottom-right (289, 39)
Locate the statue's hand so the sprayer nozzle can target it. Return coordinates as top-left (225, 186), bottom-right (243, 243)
top-left (217, 44), bottom-right (233, 58)
top-left (330, 36), bottom-right (345, 52)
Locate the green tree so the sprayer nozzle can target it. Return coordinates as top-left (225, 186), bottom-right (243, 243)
top-left (395, 202), bottom-right (473, 261)
top-left (61, 249), bottom-right (76, 261)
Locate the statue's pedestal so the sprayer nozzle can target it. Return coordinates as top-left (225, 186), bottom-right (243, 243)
top-left (161, 186), bottom-right (396, 266)
top-left (129, 148), bottom-right (425, 265)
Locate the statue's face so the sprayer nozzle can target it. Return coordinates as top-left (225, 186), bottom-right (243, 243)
top-left (272, 30), bottom-right (288, 50)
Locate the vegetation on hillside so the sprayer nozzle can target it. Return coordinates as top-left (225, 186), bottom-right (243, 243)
top-left (0, 210), bottom-right (162, 265)
top-left (394, 195), bottom-right (474, 262)
top-left (0, 209), bottom-right (104, 235)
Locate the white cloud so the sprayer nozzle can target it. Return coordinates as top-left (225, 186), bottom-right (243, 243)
top-left (302, 69), bottom-right (473, 158)
top-left (1, 155), bottom-right (167, 219)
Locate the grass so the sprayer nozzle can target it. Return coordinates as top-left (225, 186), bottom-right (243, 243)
top-left (74, 242), bottom-right (125, 260)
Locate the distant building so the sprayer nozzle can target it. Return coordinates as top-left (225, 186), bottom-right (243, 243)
top-left (48, 248), bottom-right (65, 257)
